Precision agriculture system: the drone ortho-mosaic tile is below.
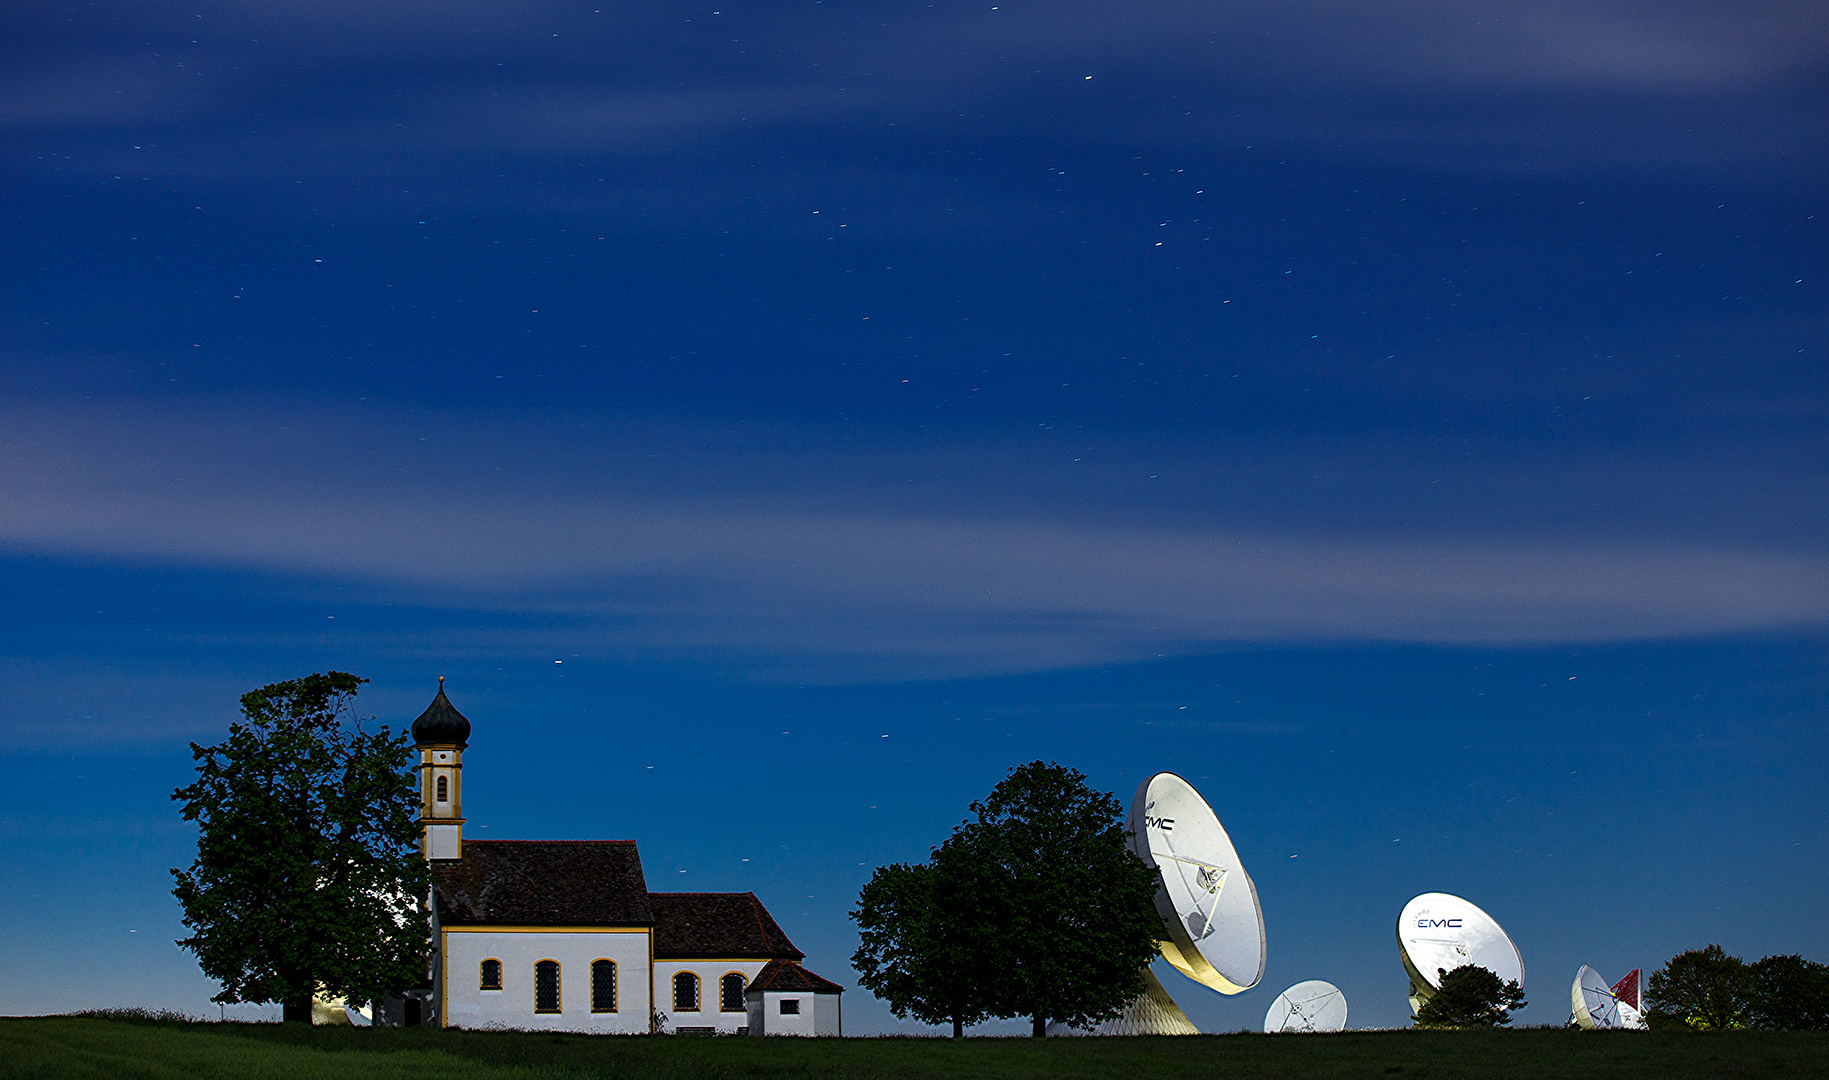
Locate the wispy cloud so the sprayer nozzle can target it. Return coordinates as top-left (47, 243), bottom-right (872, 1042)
top-left (3, 401), bottom-right (1822, 677)
top-left (4, 1), bottom-right (1820, 176)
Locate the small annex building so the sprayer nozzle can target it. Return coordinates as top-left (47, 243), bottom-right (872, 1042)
top-left (745, 958), bottom-right (846, 1036)
top-left (405, 681), bottom-right (843, 1034)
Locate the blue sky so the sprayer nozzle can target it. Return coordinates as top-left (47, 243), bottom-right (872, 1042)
top-left (1, 0), bottom-right (1823, 1032)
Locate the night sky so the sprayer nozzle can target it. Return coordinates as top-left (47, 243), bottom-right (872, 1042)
top-left (2, 1), bottom-right (1824, 1032)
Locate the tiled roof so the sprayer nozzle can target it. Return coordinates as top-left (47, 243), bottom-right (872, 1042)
top-left (748, 958), bottom-right (845, 994)
top-left (649, 892), bottom-right (804, 960)
top-left (431, 840), bottom-right (654, 927)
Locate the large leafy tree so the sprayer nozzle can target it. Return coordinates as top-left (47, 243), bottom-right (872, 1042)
top-left (851, 860), bottom-right (994, 1037)
top-left (1413, 964), bottom-right (1526, 1028)
top-left (1746, 954), bottom-right (1829, 1031)
top-left (1646, 944), bottom-right (1750, 1030)
top-left (171, 672), bottom-right (429, 1022)
top-left (949, 761), bottom-right (1162, 1037)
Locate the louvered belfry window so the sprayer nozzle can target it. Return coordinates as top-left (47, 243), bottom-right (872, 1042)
top-left (435, 775), bottom-right (448, 802)
top-left (591, 959), bottom-right (617, 1013)
top-left (535, 960), bottom-right (561, 1013)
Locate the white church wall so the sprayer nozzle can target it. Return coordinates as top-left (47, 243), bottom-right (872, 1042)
top-left (745, 989), bottom-right (817, 1036)
top-left (440, 929), bottom-right (652, 1034)
top-left (653, 960), bottom-right (771, 1034)
top-left (813, 991), bottom-right (841, 1037)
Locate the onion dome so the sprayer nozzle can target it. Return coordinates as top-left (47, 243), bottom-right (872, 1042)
top-left (411, 678), bottom-right (471, 747)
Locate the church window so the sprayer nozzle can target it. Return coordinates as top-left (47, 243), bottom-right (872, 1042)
top-left (780, 998), bottom-right (800, 1015)
top-left (436, 775), bottom-right (448, 802)
top-left (673, 971), bottom-right (700, 1012)
top-left (720, 973), bottom-right (746, 1012)
top-left (479, 959), bottom-right (502, 990)
top-left (535, 960), bottom-right (561, 1013)
top-left (591, 959), bottom-right (617, 1013)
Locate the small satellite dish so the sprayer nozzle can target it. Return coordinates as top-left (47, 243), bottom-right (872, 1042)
top-left (1129, 772), bottom-right (1267, 995)
top-left (1264, 980), bottom-right (1347, 1033)
top-left (1572, 965), bottom-right (1622, 1029)
top-left (1571, 966), bottom-right (1645, 1030)
top-left (1396, 892), bottom-right (1523, 1015)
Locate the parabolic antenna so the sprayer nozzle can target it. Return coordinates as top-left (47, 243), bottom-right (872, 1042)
top-left (1571, 966), bottom-right (1645, 1030)
top-left (1264, 980), bottom-right (1347, 1033)
top-left (1129, 772), bottom-right (1267, 995)
top-left (1571, 965), bottom-right (1622, 1029)
top-left (1395, 893), bottom-right (1523, 1015)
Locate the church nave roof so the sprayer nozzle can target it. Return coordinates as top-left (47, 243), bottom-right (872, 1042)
top-left (649, 892), bottom-right (804, 961)
top-left (431, 840), bottom-right (653, 927)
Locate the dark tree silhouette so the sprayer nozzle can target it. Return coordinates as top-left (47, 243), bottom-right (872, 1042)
top-left (852, 761), bottom-right (1162, 1037)
top-left (1646, 944), bottom-right (1750, 1031)
top-left (1413, 964), bottom-right (1527, 1028)
top-left (851, 860), bottom-right (992, 1037)
top-left (1747, 954), bottom-right (1829, 1031)
top-left (172, 672), bottom-right (429, 1023)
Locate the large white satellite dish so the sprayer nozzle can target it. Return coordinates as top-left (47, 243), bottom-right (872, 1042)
top-left (1264, 980), bottom-right (1347, 1033)
top-left (1570, 966), bottom-right (1646, 1030)
top-left (1129, 771), bottom-right (1267, 996)
top-left (1396, 893), bottom-right (1523, 1015)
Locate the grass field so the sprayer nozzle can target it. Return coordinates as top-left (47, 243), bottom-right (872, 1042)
top-left (3, 1016), bottom-right (1825, 1080)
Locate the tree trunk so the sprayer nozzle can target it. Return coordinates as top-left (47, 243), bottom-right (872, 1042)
top-left (1032, 1012), bottom-right (1046, 1038)
top-left (283, 996), bottom-right (313, 1024)
top-left (952, 1017), bottom-right (964, 1039)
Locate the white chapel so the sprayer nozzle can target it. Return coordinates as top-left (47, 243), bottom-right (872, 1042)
top-left (393, 680), bottom-right (844, 1035)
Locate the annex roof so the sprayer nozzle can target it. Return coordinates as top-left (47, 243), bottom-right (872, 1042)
top-left (649, 892), bottom-right (804, 960)
top-left (746, 958), bottom-right (845, 994)
top-left (431, 840), bottom-right (654, 927)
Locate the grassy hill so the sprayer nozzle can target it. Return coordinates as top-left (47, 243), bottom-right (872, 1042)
top-left (3, 1016), bottom-right (1826, 1080)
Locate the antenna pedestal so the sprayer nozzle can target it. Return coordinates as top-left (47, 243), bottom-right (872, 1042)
top-left (1047, 966), bottom-right (1200, 1036)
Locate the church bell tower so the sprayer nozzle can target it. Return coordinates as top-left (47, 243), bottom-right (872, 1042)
top-left (411, 677), bottom-right (471, 861)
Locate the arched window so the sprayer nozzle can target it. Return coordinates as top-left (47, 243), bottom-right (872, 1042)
top-left (435, 775), bottom-right (448, 802)
top-left (591, 959), bottom-right (617, 1013)
top-left (673, 971), bottom-right (701, 1012)
top-left (534, 960), bottom-right (561, 1013)
top-left (720, 973), bottom-right (746, 1013)
top-left (479, 958), bottom-right (502, 991)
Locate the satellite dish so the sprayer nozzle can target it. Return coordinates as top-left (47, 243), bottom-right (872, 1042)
top-left (1129, 772), bottom-right (1267, 995)
top-left (1264, 980), bottom-right (1347, 1033)
top-left (1571, 966), bottom-right (1646, 1030)
top-left (1571, 965), bottom-right (1622, 1029)
top-left (1395, 893), bottom-right (1523, 1015)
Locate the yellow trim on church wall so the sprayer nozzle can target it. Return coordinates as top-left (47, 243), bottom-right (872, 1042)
top-left (443, 925), bottom-right (652, 934)
top-left (439, 929), bottom-right (448, 1029)
top-left (657, 957), bottom-right (789, 964)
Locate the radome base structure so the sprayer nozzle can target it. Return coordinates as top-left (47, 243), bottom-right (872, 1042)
top-left (1047, 967), bottom-right (1202, 1036)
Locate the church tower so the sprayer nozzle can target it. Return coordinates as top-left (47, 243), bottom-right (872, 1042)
top-left (412, 677), bottom-right (472, 861)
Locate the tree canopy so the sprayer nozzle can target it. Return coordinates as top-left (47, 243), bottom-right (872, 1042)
top-left (1413, 964), bottom-right (1527, 1028)
top-left (1747, 954), bottom-right (1829, 1031)
top-left (852, 761), bottom-right (1163, 1037)
top-left (171, 672), bottom-right (429, 1022)
top-left (1646, 944), bottom-right (1751, 1031)
top-left (851, 860), bottom-right (993, 1037)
